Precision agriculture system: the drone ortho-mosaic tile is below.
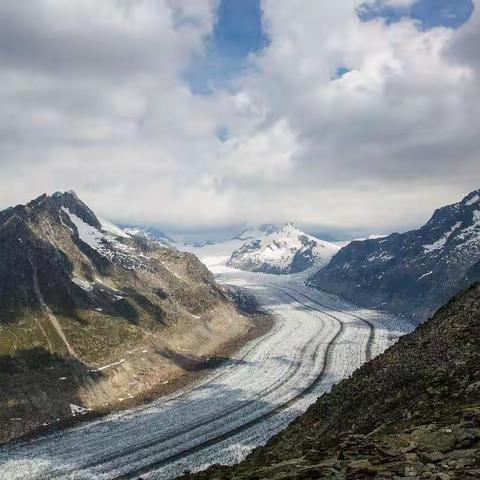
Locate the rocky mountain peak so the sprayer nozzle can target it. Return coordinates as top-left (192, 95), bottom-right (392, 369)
top-left (278, 222), bottom-right (301, 234)
top-left (234, 223), bottom-right (302, 242)
top-left (425, 188), bottom-right (480, 231)
top-left (463, 188), bottom-right (480, 205)
top-left (228, 223), bottom-right (340, 275)
top-left (0, 191), bottom-right (243, 445)
top-left (50, 190), bottom-right (102, 229)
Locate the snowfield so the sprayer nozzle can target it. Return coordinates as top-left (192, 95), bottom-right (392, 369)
top-left (0, 261), bottom-right (413, 480)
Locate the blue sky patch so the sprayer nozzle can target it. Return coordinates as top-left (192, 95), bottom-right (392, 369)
top-left (358, 0), bottom-right (474, 30)
top-left (185, 0), bottom-right (474, 95)
top-left (334, 67), bottom-right (352, 79)
top-left (216, 126), bottom-right (230, 142)
top-left (185, 0), bottom-right (268, 95)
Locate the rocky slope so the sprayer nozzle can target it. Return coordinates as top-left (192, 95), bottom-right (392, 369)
top-left (0, 191), bottom-right (254, 443)
top-left (184, 281), bottom-right (480, 480)
top-left (227, 223), bottom-right (340, 275)
top-left (310, 189), bottom-right (480, 320)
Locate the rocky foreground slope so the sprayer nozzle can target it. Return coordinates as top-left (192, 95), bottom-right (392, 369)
top-left (227, 223), bottom-right (340, 275)
top-left (310, 189), bottom-right (480, 320)
top-left (0, 191), bottom-right (254, 444)
top-left (184, 282), bottom-right (480, 480)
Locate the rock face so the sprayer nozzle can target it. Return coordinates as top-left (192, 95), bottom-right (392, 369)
top-left (0, 191), bottom-right (252, 443)
top-left (310, 189), bottom-right (480, 320)
top-left (227, 223), bottom-right (340, 275)
top-left (185, 282), bottom-right (480, 480)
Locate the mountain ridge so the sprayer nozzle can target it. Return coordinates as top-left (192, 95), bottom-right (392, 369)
top-left (0, 190), bottom-right (256, 444)
top-left (309, 188), bottom-right (480, 320)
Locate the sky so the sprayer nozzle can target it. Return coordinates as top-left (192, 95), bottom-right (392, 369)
top-left (0, 0), bottom-right (479, 240)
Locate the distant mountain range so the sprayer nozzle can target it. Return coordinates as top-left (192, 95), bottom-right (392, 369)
top-left (227, 223), bottom-right (340, 275)
top-left (186, 281), bottom-right (480, 480)
top-left (0, 191), bottom-right (250, 443)
top-left (310, 189), bottom-right (480, 320)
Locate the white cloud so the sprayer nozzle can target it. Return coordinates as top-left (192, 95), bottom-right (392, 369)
top-left (0, 0), bottom-right (479, 236)
top-left (448, 0), bottom-right (480, 72)
top-left (221, 120), bottom-right (298, 180)
top-left (361, 0), bottom-right (417, 7)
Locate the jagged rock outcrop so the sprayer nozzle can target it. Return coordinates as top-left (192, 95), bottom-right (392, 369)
top-left (310, 189), bottom-right (480, 320)
top-left (184, 282), bottom-right (480, 480)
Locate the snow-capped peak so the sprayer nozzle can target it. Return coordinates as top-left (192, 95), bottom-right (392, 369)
top-left (227, 224), bottom-right (340, 275)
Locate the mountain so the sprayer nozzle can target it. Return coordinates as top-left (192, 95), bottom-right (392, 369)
top-left (309, 189), bottom-right (480, 320)
top-left (122, 225), bottom-right (175, 248)
top-left (227, 223), bottom-right (340, 275)
top-left (0, 191), bottom-right (252, 444)
top-left (185, 281), bottom-right (480, 480)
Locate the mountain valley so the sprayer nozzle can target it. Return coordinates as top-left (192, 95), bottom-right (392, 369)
top-left (1, 3), bottom-right (479, 479)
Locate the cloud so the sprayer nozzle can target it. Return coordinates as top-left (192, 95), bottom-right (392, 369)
top-left (222, 0), bottom-right (479, 231)
top-left (221, 119), bottom-right (297, 180)
top-left (0, 0), bottom-right (478, 237)
top-left (361, 0), bottom-right (417, 9)
top-left (448, 0), bottom-right (480, 71)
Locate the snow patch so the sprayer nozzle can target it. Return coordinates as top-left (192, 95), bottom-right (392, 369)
top-left (474, 210), bottom-right (480, 223)
top-left (62, 207), bottom-right (105, 250)
top-left (418, 271), bottom-right (433, 281)
top-left (466, 194), bottom-right (479, 206)
top-left (71, 277), bottom-right (94, 291)
top-left (123, 227), bottom-right (141, 236)
top-left (62, 208), bottom-right (150, 271)
top-left (353, 234), bottom-right (387, 241)
top-left (99, 218), bottom-right (131, 238)
top-left (97, 359), bottom-right (125, 371)
top-left (70, 404), bottom-right (91, 416)
top-left (366, 251), bottom-right (394, 262)
top-left (423, 222), bottom-right (462, 253)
